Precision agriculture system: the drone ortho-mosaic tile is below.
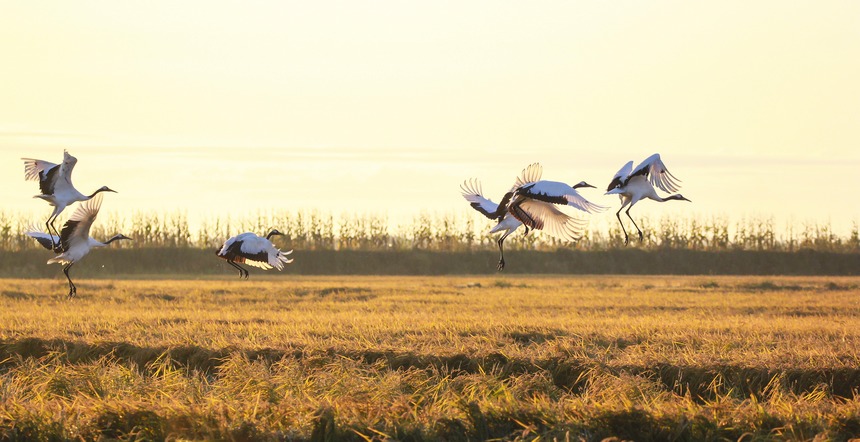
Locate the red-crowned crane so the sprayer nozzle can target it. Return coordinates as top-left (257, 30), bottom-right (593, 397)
top-left (22, 150), bottom-right (116, 249)
top-left (605, 153), bottom-right (691, 245)
top-left (216, 230), bottom-right (294, 279)
top-left (26, 195), bottom-right (131, 298)
top-left (461, 163), bottom-right (543, 270)
top-left (507, 165), bottom-right (607, 242)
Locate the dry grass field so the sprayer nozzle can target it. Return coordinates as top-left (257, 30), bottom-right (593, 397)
top-left (1, 275), bottom-right (859, 441)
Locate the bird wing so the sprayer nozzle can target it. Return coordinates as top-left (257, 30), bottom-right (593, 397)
top-left (59, 150), bottom-right (78, 183)
top-left (563, 190), bottom-right (608, 214)
top-left (518, 181), bottom-right (607, 214)
top-left (22, 158), bottom-right (58, 181)
top-left (218, 234), bottom-right (291, 270)
top-left (58, 194), bottom-right (102, 251)
top-left (460, 179), bottom-right (502, 219)
top-left (509, 199), bottom-right (588, 242)
top-left (512, 163), bottom-right (543, 190)
top-left (606, 161), bottom-right (633, 192)
top-left (237, 236), bottom-right (282, 270)
top-left (628, 153), bottom-right (681, 193)
top-left (217, 232), bottom-right (252, 256)
top-left (26, 231), bottom-right (61, 251)
top-left (22, 158), bottom-right (62, 195)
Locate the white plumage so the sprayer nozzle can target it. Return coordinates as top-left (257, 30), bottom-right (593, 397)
top-left (515, 180), bottom-right (607, 214)
top-left (605, 153), bottom-right (691, 244)
top-left (216, 230), bottom-right (294, 278)
top-left (22, 150), bottom-right (116, 248)
top-left (26, 195), bottom-right (131, 298)
top-left (507, 164), bottom-right (606, 242)
top-left (460, 163), bottom-right (543, 270)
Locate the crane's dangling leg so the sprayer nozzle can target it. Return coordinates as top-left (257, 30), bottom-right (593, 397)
top-left (228, 261), bottom-right (249, 279)
top-left (510, 201), bottom-right (537, 231)
top-left (227, 261), bottom-right (242, 279)
top-left (615, 207), bottom-right (629, 245)
top-left (63, 263), bottom-right (76, 299)
top-left (496, 230), bottom-right (513, 271)
top-left (46, 213), bottom-right (61, 250)
top-left (625, 206), bottom-right (644, 242)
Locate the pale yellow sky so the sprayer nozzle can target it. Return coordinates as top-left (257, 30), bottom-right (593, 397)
top-left (1, 1), bottom-right (858, 232)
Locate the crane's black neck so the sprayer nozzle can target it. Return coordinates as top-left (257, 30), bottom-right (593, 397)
top-left (104, 235), bottom-right (129, 245)
top-left (266, 230), bottom-right (280, 240)
top-left (661, 194), bottom-right (689, 202)
top-left (87, 188), bottom-right (110, 199)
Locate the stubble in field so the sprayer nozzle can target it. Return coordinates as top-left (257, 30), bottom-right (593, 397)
top-left (1, 275), bottom-right (859, 440)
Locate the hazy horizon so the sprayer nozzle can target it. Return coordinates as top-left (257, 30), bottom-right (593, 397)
top-left (2, 1), bottom-right (858, 234)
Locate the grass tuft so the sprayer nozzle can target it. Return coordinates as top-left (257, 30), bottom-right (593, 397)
top-left (0, 275), bottom-right (858, 440)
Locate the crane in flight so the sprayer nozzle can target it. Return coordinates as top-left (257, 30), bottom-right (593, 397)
top-left (26, 195), bottom-right (131, 298)
top-left (216, 230), bottom-right (294, 279)
top-left (460, 163), bottom-right (542, 270)
top-left (605, 153), bottom-right (691, 245)
top-left (506, 165), bottom-right (606, 242)
top-left (22, 150), bottom-right (116, 249)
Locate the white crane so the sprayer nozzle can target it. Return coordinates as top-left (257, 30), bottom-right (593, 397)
top-left (22, 150), bottom-right (116, 249)
top-left (216, 230), bottom-right (294, 279)
top-left (605, 153), bottom-right (691, 245)
top-left (26, 195), bottom-right (131, 298)
top-left (507, 165), bottom-right (606, 242)
top-left (460, 163), bottom-right (543, 270)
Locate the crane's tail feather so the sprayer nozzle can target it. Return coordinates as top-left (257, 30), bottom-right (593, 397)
top-left (46, 256), bottom-right (70, 265)
top-left (271, 249), bottom-right (295, 271)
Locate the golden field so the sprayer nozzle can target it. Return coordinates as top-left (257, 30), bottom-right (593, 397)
top-left (1, 275), bottom-right (859, 441)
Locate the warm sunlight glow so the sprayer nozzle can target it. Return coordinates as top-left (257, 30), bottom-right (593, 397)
top-left (1, 1), bottom-right (858, 231)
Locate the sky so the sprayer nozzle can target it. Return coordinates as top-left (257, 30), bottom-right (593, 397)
top-left (1, 1), bottom-right (858, 233)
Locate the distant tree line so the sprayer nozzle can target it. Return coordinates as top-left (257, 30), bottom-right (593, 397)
top-left (1, 210), bottom-right (858, 253)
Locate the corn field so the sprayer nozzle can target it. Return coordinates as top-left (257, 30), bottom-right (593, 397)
top-left (1, 210), bottom-right (858, 253)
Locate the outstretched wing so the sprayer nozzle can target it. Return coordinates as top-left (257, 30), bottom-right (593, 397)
top-left (22, 158), bottom-right (61, 195)
top-left (26, 231), bottom-right (61, 251)
top-left (460, 179), bottom-right (503, 220)
top-left (236, 246), bottom-right (275, 269)
top-left (628, 153), bottom-right (681, 193)
top-left (509, 199), bottom-right (588, 242)
top-left (512, 163), bottom-right (543, 190)
top-left (607, 161), bottom-right (633, 192)
top-left (58, 194), bottom-right (102, 251)
top-left (219, 234), bottom-right (293, 271)
top-left (518, 181), bottom-right (607, 214)
top-left (562, 190), bottom-right (607, 214)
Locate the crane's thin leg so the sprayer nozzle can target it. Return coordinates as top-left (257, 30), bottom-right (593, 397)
top-left (63, 263), bottom-right (76, 299)
top-left (615, 208), bottom-right (629, 245)
top-left (228, 261), bottom-right (249, 279)
top-left (46, 215), bottom-right (60, 249)
top-left (510, 201), bottom-right (536, 230)
top-left (227, 261), bottom-right (242, 278)
top-left (497, 231), bottom-right (512, 271)
top-left (625, 207), bottom-right (643, 242)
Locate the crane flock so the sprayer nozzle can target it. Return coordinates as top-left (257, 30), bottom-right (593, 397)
top-left (21, 150), bottom-right (690, 297)
top-left (20, 150), bottom-right (296, 298)
top-left (462, 154), bottom-right (690, 269)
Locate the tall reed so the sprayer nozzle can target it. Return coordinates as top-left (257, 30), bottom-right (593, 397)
top-left (3, 210), bottom-right (858, 253)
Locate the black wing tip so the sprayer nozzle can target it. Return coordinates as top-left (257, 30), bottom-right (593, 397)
top-left (606, 177), bottom-right (623, 192)
top-left (469, 202), bottom-right (496, 220)
top-left (34, 236), bottom-right (54, 250)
